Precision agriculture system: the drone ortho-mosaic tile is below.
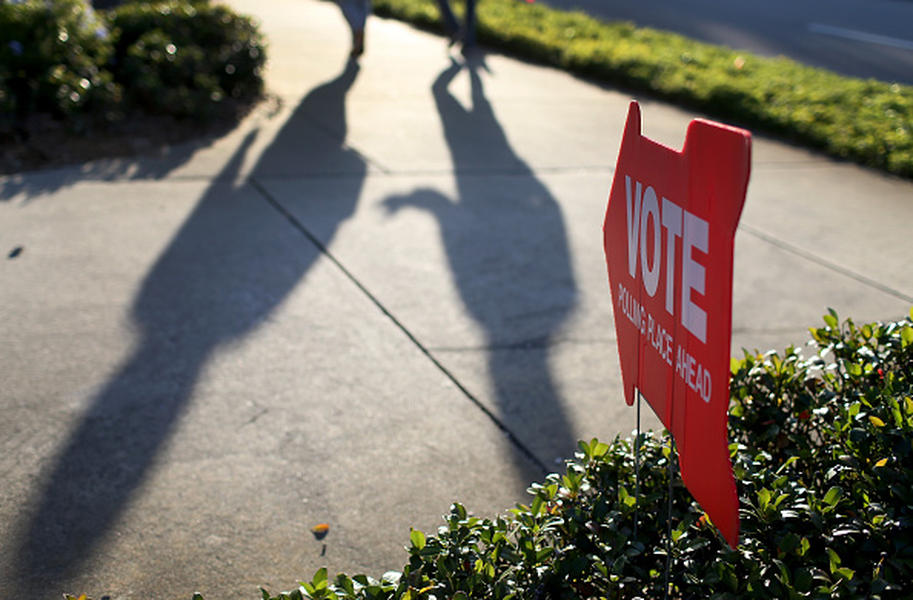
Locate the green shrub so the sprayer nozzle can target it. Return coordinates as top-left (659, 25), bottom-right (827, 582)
top-left (252, 308), bottom-right (912, 600)
top-left (0, 0), bottom-right (265, 128)
top-left (0, 0), bottom-right (120, 121)
top-left (108, 0), bottom-right (265, 119)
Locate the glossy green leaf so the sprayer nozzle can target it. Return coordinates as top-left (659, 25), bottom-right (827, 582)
top-left (410, 529), bottom-right (426, 550)
top-left (901, 325), bottom-right (913, 347)
top-left (823, 486), bottom-right (843, 506)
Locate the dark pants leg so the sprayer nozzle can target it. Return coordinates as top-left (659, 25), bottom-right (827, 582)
top-left (435, 0), bottom-right (460, 36)
top-left (463, 0), bottom-right (477, 46)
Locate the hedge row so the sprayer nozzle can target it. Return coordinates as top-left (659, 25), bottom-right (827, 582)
top-left (0, 0), bottom-right (265, 126)
top-left (372, 0), bottom-right (913, 179)
top-left (241, 308), bottom-right (913, 600)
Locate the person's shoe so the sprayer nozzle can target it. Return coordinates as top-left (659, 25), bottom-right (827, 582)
top-left (445, 26), bottom-right (461, 47)
top-left (351, 29), bottom-right (365, 57)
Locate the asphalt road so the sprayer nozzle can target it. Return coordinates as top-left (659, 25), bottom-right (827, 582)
top-left (540, 0), bottom-right (913, 85)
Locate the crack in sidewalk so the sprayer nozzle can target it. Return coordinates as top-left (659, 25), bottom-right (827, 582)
top-left (428, 335), bottom-right (616, 354)
top-left (248, 176), bottom-right (549, 476)
top-left (740, 223), bottom-right (913, 304)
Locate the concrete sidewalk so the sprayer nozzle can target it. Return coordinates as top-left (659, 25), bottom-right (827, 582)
top-left (1, 0), bottom-right (911, 598)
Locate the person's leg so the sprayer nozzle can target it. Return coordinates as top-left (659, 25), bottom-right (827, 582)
top-left (338, 0), bottom-right (359, 31)
top-left (356, 0), bottom-right (371, 32)
top-left (352, 0), bottom-right (371, 56)
top-left (338, 0), bottom-right (368, 56)
top-left (462, 0), bottom-right (477, 47)
top-left (435, 0), bottom-right (461, 41)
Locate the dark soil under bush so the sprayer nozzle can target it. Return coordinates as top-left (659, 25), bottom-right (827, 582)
top-left (0, 98), bottom-right (256, 174)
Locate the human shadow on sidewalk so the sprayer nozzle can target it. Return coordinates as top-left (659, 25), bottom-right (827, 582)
top-left (385, 58), bottom-right (578, 474)
top-left (10, 59), bottom-right (364, 593)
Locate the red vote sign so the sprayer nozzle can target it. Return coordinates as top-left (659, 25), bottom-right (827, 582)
top-left (603, 102), bottom-right (750, 548)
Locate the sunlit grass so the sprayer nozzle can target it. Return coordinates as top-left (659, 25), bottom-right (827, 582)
top-left (374, 0), bottom-right (913, 178)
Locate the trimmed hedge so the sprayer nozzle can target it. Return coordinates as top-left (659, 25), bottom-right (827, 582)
top-left (372, 0), bottom-right (913, 179)
top-left (247, 308), bottom-right (913, 600)
top-left (108, 0), bottom-right (265, 119)
top-left (0, 0), bottom-right (120, 120)
top-left (0, 0), bottom-right (265, 127)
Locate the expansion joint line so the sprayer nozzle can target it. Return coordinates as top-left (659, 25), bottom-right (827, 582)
top-left (248, 177), bottom-right (549, 476)
top-left (740, 223), bottom-right (913, 304)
